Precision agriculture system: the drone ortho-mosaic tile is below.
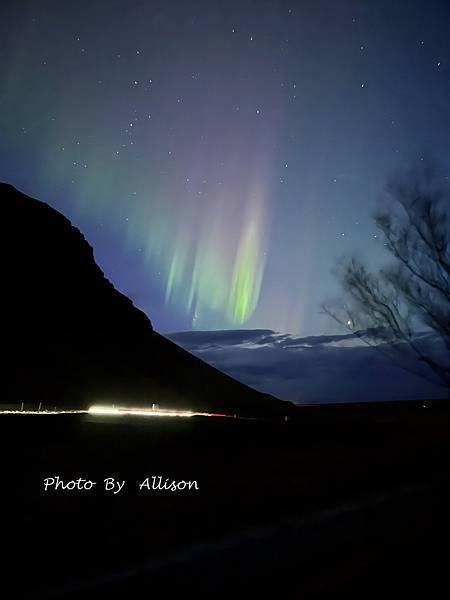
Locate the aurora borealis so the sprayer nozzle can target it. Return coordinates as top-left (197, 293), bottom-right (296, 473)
top-left (1, 0), bottom-right (449, 334)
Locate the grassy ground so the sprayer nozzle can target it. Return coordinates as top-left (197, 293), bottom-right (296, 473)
top-left (1, 402), bottom-right (449, 597)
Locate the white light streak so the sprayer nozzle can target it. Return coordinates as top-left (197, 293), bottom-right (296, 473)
top-left (87, 405), bottom-right (229, 418)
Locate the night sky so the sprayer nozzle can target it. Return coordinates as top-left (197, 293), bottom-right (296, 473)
top-left (1, 0), bottom-right (449, 335)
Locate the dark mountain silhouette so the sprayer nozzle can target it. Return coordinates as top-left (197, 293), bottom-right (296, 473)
top-left (2, 182), bottom-right (290, 417)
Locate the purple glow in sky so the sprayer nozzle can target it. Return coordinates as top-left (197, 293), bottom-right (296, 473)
top-left (1, 0), bottom-right (449, 334)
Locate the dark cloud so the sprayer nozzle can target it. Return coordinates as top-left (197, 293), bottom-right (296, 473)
top-left (167, 329), bottom-right (278, 350)
top-left (166, 330), bottom-right (448, 404)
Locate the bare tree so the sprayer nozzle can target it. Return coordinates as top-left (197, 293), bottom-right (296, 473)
top-left (322, 160), bottom-right (450, 388)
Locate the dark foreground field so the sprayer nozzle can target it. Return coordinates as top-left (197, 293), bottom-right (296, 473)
top-left (2, 401), bottom-right (450, 598)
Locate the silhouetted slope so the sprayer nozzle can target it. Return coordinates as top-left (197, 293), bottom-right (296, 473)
top-left (2, 183), bottom-right (289, 416)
